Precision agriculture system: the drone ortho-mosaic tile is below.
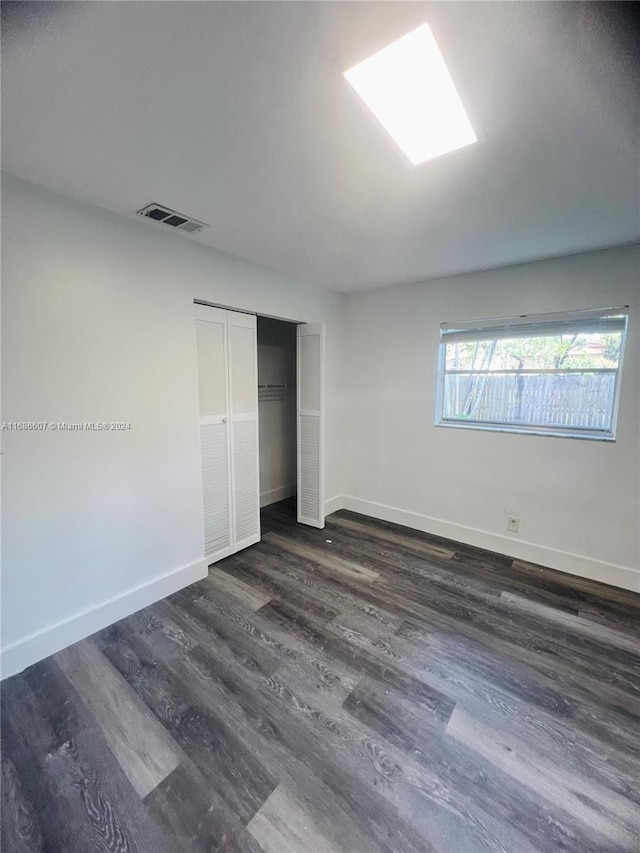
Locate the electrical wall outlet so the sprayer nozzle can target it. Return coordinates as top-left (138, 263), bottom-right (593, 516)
top-left (506, 515), bottom-right (520, 533)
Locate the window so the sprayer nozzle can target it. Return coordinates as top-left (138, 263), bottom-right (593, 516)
top-left (435, 307), bottom-right (629, 440)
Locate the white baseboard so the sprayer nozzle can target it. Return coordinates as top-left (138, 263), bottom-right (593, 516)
top-left (1, 558), bottom-right (208, 680)
top-left (260, 484), bottom-right (296, 508)
top-left (341, 496), bottom-right (640, 594)
top-left (324, 495), bottom-right (343, 516)
top-left (260, 491), bottom-right (341, 515)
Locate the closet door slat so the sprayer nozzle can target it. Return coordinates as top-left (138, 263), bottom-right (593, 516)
top-left (228, 311), bottom-right (261, 550)
top-left (200, 422), bottom-right (232, 556)
top-left (195, 305), bottom-right (233, 563)
top-left (297, 322), bottom-right (325, 528)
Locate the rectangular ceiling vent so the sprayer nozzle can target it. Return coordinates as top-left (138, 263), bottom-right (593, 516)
top-left (137, 203), bottom-right (209, 234)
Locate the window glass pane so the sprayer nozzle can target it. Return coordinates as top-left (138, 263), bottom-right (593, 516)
top-left (444, 332), bottom-right (623, 372)
top-left (442, 372), bottom-right (616, 430)
top-left (438, 309), bottom-right (627, 438)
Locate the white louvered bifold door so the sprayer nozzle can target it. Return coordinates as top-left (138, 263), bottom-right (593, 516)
top-left (297, 322), bottom-right (325, 528)
top-left (195, 305), bottom-right (233, 563)
top-left (228, 311), bottom-right (261, 550)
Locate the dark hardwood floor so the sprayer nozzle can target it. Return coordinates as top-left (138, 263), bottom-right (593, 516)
top-left (2, 499), bottom-right (639, 853)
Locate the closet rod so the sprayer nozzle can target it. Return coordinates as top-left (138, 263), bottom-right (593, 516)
top-left (258, 383), bottom-right (296, 390)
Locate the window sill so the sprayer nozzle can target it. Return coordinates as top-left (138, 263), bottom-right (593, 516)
top-left (435, 420), bottom-right (616, 442)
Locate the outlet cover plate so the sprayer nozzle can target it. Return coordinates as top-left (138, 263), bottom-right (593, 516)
top-left (507, 516), bottom-right (520, 533)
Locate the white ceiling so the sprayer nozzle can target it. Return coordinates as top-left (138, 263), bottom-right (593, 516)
top-left (2, 1), bottom-right (639, 292)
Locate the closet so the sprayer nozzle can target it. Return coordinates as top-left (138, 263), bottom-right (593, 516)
top-left (256, 317), bottom-right (326, 529)
top-left (257, 317), bottom-right (297, 510)
top-left (195, 305), bottom-right (260, 564)
top-left (195, 303), bottom-right (325, 567)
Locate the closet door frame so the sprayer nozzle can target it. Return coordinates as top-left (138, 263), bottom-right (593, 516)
top-left (195, 301), bottom-right (326, 555)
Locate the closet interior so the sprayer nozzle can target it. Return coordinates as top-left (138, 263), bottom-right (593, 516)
top-left (257, 317), bottom-right (297, 509)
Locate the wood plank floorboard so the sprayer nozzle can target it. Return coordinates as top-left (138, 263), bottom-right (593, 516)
top-left (2, 497), bottom-right (639, 852)
top-left (499, 590), bottom-right (640, 654)
top-left (204, 568), bottom-right (274, 612)
top-left (246, 782), bottom-right (347, 853)
top-left (55, 640), bottom-right (184, 798)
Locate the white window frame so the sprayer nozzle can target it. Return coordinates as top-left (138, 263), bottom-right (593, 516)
top-left (435, 306), bottom-right (629, 441)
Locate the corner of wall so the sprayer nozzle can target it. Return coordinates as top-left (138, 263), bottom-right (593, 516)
top-left (324, 495), bottom-right (344, 516)
top-left (1, 558), bottom-right (207, 680)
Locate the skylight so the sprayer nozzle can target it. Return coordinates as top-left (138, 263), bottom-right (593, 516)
top-left (344, 23), bottom-right (477, 165)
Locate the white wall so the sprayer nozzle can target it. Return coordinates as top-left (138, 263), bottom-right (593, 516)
top-left (1, 175), bottom-right (347, 676)
top-left (257, 317), bottom-right (297, 506)
top-left (2, 175), bottom-right (637, 681)
top-left (344, 245), bottom-right (640, 592)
